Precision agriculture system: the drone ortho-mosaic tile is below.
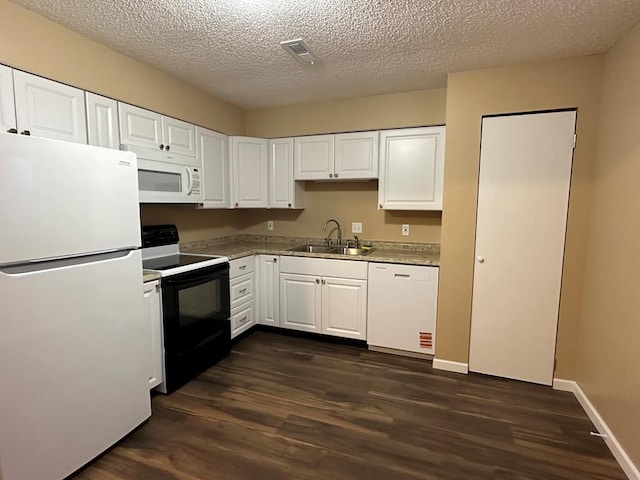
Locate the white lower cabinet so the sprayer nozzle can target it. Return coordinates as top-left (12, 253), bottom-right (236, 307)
top-left (321, 276), bottom-right (367, 339)
top-left (280, 273), bottom-right (322, 332)
top-left (143, 280), bottom-right (163, 390)
top-left (229, 257), bottom-right (256, 339)
top-left (257, 255), bottom-right (280, 326)
top-left (279, 257), bottom-right (367, 340)
top-left (367, 263), bottom-right (438, 355)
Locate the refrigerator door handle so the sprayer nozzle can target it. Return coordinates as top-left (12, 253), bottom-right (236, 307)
top-left (0, 250), bottom-right (136, 276)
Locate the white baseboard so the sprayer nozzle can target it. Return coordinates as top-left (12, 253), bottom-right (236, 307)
top-left (553, 378), bottom-right (639, 480)
top-left (432, 358), bottom-right (469, 374)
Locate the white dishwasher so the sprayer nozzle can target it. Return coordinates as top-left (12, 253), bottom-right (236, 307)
top-left (367, 262), bottom-right (439, 355)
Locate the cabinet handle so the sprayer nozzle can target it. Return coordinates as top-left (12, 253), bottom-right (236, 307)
top-left (321, 279), bottom-right (326, 285)
top-left (235, 202), bottom-right (239, 207)
top-left (21, 130), bottom-right (30, 136)
top-left (273, 258), bottom-right (277, 263)
top-left (329, 173), bottom-right (333, 178)
top-left (288, 203), bottom-right (292, 208)
top-left (238, 316), bottom-right (248, 323)
top-left (7, 128), bottom-right (17, 134)
top-left (334, 173), bottom-right (339, 178)
top-left (165, 145), bottom-right (170, 151)
top-left (239, 288), bottom-right (247, 294)
top-left (379, 204), bottom-right (383, 209)
top-left (239, 265), bottom-right (247, 270)
top-left (394, 274), bottom-right (411, 278)
top-left (477, 256), bottom-right (485, 263)
top-left (316, 278), bottom-right (320, 284)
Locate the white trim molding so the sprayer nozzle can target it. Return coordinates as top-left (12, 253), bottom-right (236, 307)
top-left (553, 378), bottom-right (639, 480)
top-left (433, 358), bottom-right (469, 374)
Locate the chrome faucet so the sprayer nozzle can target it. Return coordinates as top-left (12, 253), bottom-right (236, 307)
top-left (323, 219), bottom-right (342, 245)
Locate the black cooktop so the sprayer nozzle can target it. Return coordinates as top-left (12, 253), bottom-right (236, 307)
top-left (142, 254), bottom-right (217, 271)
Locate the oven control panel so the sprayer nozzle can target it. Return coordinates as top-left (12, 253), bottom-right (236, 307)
top-left (142, 224), bottom-right (179, 248)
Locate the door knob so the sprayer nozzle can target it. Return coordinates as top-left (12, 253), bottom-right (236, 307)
top-left (7, 128), bottom-right (17, 134)
top-left (477, 256), bottom-right (485, 263)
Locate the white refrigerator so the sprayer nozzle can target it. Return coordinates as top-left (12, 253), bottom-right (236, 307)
top-left (0, 134), bottom-right (151, 480)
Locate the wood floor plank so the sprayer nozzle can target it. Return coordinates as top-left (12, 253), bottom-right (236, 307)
top-left (72, 330), bottom-right (626, 480)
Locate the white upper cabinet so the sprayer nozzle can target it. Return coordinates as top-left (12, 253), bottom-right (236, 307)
top-left (295, 132), bottom-right (378, 180)
top-left (162, 116), bottom-right (197, 157)
top-left (197, 127), bottom-right (231, 209)
top-left (378, 126), bottom-right (446, 210)
top-left (85, 92), bottom-right (120, 149)
top-left (334, 131), bottom-right (379, 179)
top-left (13, 70), bottom-right (87, 144)
top-left (118, 102), bottom-right (196, 157)
top-left (231, 136), bottom-right (268, 208)
top-left (118, 103), bottom-right (164, 150)
top-left (294, 134), bottom-right (335, 180)
top-left (269, 138), bottom-right (305, 209)
top-left (0, 65), bottom-right (16, 133)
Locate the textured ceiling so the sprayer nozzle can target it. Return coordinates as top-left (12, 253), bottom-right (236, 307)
top-left (10, 0), bottom-right (640, 109)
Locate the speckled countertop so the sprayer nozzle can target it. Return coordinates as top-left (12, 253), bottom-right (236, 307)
top-left (179, 235), bottom-right (440, 267)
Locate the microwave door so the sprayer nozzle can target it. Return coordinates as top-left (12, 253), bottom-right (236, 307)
top-left (137, 160), bottom-right (197, 203)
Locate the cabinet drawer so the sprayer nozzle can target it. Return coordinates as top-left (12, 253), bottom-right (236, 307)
top-left (230, 272), bottom-right (255, 309)
top-left (231, 300), bottom-right (255, 338)
top-left (230, 256), bottom-right (255, 278)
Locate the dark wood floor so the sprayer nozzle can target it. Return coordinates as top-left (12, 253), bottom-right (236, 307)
top-left (74, 331), bottom-right (625, 480)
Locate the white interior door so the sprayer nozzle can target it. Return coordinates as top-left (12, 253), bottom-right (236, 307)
top-left (469, 110), bottom-right (576, 386)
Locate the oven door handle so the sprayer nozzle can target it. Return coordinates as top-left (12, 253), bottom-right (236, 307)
top-left (162, 265), bottom-right (229, 288)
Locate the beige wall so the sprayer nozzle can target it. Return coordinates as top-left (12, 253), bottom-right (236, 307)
top-left (574, 22), bottom-right (640, 466)
top-left (436, 55), bottom-right (604, 379)
top-left (243, 88), bottom-right (447, 242)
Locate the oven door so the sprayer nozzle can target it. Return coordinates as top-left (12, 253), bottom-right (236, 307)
top-left (160, 263), bottom-right (230, 393)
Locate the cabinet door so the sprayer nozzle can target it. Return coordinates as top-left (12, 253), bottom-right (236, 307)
top-left (231, 136), bottom-right (268, 208)
top-left (334, 131), bottom-right (379, 180)
top-left (13, 70), bottom-right (87, 144)
top-left (86, 92), bottom-right (120, 149)
top-left (118, 102), bottom-right (163, 150)
top-left (378, 126), bottom-right (446, 210)
top-left (231, 300), bottom-right (255, 339)
top-left (257, 255), bottom-right (280, 327)
top-left (198, 127), bottom-right (230, 208)
top-left (162, 116), bottom-right (196, 157)
top-left (280, 273), bottom-right (321, 332)
top-left (321, 277), bottom-right (367, 340)
top-left (143, 280), bottom-right (163, 390)
top-left (270, 138), bottom-right (294, 208)
top-left (294, 134), bottom-right (334, 180)
top-left (0, 65), bottom-right (16, 133)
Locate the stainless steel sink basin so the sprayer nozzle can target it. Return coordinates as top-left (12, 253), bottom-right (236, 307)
top-left (330, 247), bottom-right (374, 256)
top-left (288, 244), bottom-right (375, 256)
top-left (288, 244), bottom-right (335, 253)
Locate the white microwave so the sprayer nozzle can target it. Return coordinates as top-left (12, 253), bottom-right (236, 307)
top-left (121, 144), bottom-right (203, 204)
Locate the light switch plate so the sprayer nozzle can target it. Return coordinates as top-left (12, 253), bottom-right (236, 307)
top-left (402, 224), bottom-right (410, 236)
top-left (267, 220), bottom-right (274, 231)
top-left (352, 222), bottom-right (363, 234)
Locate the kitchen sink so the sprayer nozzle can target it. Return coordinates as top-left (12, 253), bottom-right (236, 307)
top-left (288, 244), bottom-right (375, 256)
top-left (330, 247), bottom-right (374, 256)
top-left (288, 244), bottom-right (336, 253)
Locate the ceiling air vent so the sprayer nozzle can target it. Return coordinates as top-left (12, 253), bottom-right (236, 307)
top-left (280, 38), bottom-right (318, 66)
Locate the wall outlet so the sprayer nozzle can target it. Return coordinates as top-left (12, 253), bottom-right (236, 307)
top-left (402, 224), bottom-right (410, 236)
top-left (267, 220), bottom-right (274, 231)
top-left (352, 222), bottom-right (363, 234)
